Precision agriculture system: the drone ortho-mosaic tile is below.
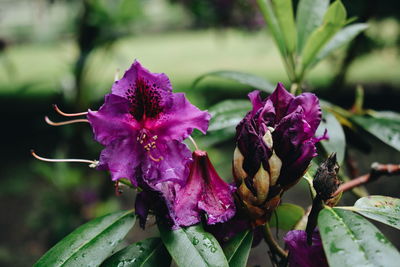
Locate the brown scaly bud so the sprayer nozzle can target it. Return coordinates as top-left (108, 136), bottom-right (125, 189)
top-left (313, 153), bottom-right (341, 202)
top-left (306, 153), bottom-right (340, 245)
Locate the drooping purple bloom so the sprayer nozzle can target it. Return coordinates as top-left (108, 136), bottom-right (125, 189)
top-left (174, 150), bottom-right (236, 226)
top-left (233, 83), bottom-right (326, 223)
top-left (87, 60), bottom-right (210, 225)
top-left (284, 230), bottom-right (328, 267)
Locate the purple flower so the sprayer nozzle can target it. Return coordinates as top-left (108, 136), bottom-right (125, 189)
top-left (88, 60), bottom-right (210, 185)
top-left (284, 230), bottom-right (328, 267)
top-left (87, 60), bottom-right (210, 226)
top-left (174, 150), bottom-right (236, 226)
top-left (233, 83), bottom-right (326, 223)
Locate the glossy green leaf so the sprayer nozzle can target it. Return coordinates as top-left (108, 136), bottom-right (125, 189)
top-left (350, 196), bottom-right (400, 230)
top-left (317, 109), bottom-right (346, 164)
top-left (301, 0), bottom-right (346, 70)
top-left (269, 203), bottom-right (305, 230)
top-left (319, 208), bottom-right (400, 267)
top-left (256, 0), bottom-right (287, 56)
top-left (296, 0), bottom-right (329, 53)
top-left (34, 210), bottom-right (136, 267)
top-left (159, 223), bottom-right (229, 267)
top-left (351, 114), bottom-right (400, 151)
top-left (312, 23), bottom-right (368, 66)
top-left (208, 100), bottom-right (251, 132)
top-left (193, 70), bottom-right (275, 93)
top-left (272, 0), bottom-right (296, 53)
top-left (223, 230), bottom-right (253, 267)
top-left (101, 238), bottom-right (171, 267)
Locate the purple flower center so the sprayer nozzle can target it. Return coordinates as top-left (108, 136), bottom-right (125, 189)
top-left (126, 78), bottom-right (165, 121)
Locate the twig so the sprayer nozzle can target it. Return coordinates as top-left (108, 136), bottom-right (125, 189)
top-left (264, 223), bottom-right (288, 259)
top-left (333, 163), bottom-right (400, 197)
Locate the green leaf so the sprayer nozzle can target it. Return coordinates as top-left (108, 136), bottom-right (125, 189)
top-left (223, 230), bottom-right (253, 267)
top-left (269, 203), bottom-right (305, 230)
top-left (34, 210), bottom-right (136, 267)
top-left (272, 0), bottom-right (297, 53)
top-left (256, 0), bottom-right (287, 56)
top-left (159, 223), bottom-right (229, 267)
top-left (317, 109), bottom-right (346, 164)
top-left (318, 208), bottom-right (400, 267)
top-left (350, 196), bottom-right (400, 230)
top-left (312, 23), bottom-right (368, 66)
top-left (296, 0), bottom-right (330, 53)
top-left (101, 237), bottom-right (171, 267)
top-left (351, 114), bottom-right (400, 151)
top-left (208, 100), bottom-right (251, 132)
top-left (301, 0), bottom-right (347, 70)
top-left (193, 70), bottom-right (275, 93)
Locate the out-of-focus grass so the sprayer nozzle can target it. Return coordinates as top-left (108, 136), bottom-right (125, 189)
top-left (1, 29), bottom-right (399, 102)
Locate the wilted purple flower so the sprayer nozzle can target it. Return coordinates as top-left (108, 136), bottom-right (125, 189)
top-left (284, 230), bottom-right (328, 267)
top-left (174, 150), bottom-right (236, 226)
top-left (87, 60), bottom-right (210, 226)
top-left (233, 83), bottom-right (326, 223)
top-left (88, 60), bottom-right (210, 185)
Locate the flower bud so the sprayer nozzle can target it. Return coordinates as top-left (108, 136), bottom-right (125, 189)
top-left (233, 83), bottom-right (326, 224)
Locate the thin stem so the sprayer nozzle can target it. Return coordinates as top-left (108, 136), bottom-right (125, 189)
top-left (117, 179), bottom-right (134, 189)
top-left (333, 163), bottom-right (400, 197)
top-left (53, 104), bottom-right (88, 117)
top-left (45, 116), bottom-right (89, 126)
top-left (188, 135), bottom-right (199, 151)
top-left (264, 223), bottom-right (288, 259)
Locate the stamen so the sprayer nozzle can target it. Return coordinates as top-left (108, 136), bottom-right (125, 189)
top-left (53, 104), bottom-right (88, 117)
top-left (31, 150), bottom-right (99, 167)
top-left (45, 116), bottom-right (89, 126)
top-left (147, 151), bottom-right (163, 162)
top-left (114, 68), bottom-right (120, 81)
top-left (188, 135), bottom-right (199, 150)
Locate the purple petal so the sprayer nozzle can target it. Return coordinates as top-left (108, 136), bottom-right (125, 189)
top-left (248, 90), bottom-right (264, 116)
top-left (142, 140), bottom-right (192, 186)
top-left (236, 120), bottom-right (272, 177)
top-left (97, 137), bottom-right (143, 184)
top-left (135, 191), bottom-right (152, 228)
top-left (277, 141), bottom-right (316, 189)
top-left (174, 150), bottom-right (236, 226)
top-left (284, 230), bottom-right (328, 267)
top-left (112, 60), bottom-right (173, 121)
top-left (288, 93), bottom-right (322, 133)
top-left (87, 94), bottom-right (139, 146)
top-left (151, 93), bottom-right (211, 142)
top-left (268, 83), bottom-right (294, 122)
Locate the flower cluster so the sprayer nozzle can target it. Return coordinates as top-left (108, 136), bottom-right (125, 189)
top-left (87, 60), bottom-right (235, 228)
top-left (233, 83), bottom-right (326, 224)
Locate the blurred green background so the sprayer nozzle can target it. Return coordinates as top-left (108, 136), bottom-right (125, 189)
top-left (0, 0), bottom-right (399, 266)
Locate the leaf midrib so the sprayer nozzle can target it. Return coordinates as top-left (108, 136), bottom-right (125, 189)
top-left (226, 231), bottom-right (249, 263)
top-left (139, 241), bottom-right (163, 267)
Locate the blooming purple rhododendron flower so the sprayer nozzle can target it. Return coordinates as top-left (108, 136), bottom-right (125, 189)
top-left (174, 150), bottom-right (236, 226)
top-left (87, 60), bottom-right (211, 225)
top-left (233, 83), bottom-right (326, 224)
top-left (284, 230), bottom-right (328, 267)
